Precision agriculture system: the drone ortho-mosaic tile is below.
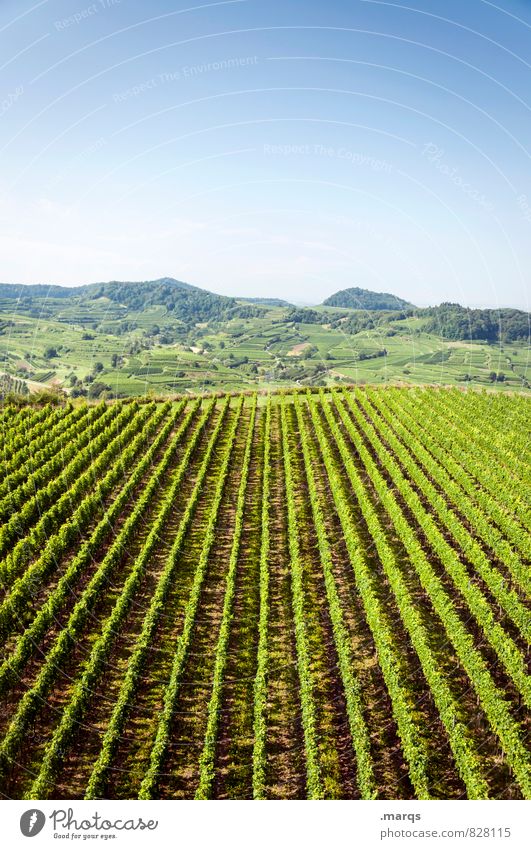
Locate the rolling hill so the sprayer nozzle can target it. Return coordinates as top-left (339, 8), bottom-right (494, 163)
top-left (322, 287), bottom-right (416, 311)
top-left (0, 279), bottom-right (528, 398)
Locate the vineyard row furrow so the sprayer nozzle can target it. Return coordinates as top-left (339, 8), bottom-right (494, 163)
top-left (332, 392), bottom-right (531, 797)
top-left (0, 387), bottom-right (527, 801)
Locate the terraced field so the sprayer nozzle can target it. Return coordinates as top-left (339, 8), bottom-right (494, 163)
top-left (0, 387), bottom-right (529, 800)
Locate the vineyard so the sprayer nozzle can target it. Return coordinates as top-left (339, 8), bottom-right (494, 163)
top-left (0, 386), bottom-right (529, 800)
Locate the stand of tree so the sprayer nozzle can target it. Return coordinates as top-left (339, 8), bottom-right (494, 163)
top-left (0, 278), bottom-right (262, 328)
top-left (418, 303), bottom-right (530, 343)
top-left (323, 286), bottom-right (415, 310)
top-left (0, 280), bottom-right (528, 344)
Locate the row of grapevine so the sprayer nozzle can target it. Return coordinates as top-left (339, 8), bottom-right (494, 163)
top-left (251, 400), bottom-right (271, 799)
top-left (0, 402), bottom-right (154, 629)
top-left (0, 400), bottom-right (210, 783)
top-left (312, 393), bottom-right (490, 798)
top-left (373, 389), bottom-right (531, 569)
top-left (195, 396), bottom-right (257, 799)
top-left (411, 389), bottom-right (531, 535)
top-left (1, 404), bottom-right (67, 462)
top-left (138, 396), bottom-right (244, 799)
top-left (294, 393), bottom-right (376, 798)
top-left (280, 399), bottom-right (324, 800)
top-left (0, 400), bottom-right (187, 692)
top-left (0, 405), bottom-right (88, 498)
top-left (84, 396), bottom-right (240, 799)
top-left (357, 390), bottom-right (531, 634)
top-left (0, 403), bottom-right (112, 529)
top-left (432, 390), bottom-right (529, 492)
top-left (0, 388), bottom-right (527, 799)
top-left (332, 391), bottom-right (531, 797)
top-left (451, 390), bottom-right (530, 476)
top-left (0, 401), bottom-right (134, 567)
top-left (343, 390), bottom-right (531, 702)
top-left (27, 396), bottom-right (229, 799)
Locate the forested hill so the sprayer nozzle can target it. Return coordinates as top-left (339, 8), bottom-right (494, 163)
top-left (88, 278), bottom-right (237, 320)
top-left (0, 283), bottom-right (78, 299)
top-left (418, 303), bottom-right (530, 343)
top-left (0, 278), bottom-right (528, 397)
top-left (0, 278), bottom-right (259, 326)
top-left (239, 297), bottom-right (294, 307)
top-left (323, 286), bottom-right (416, 310)
top-left (0, 279), bottom-right (528, 342)
top-left (335, 302), bottom-right (530, 344)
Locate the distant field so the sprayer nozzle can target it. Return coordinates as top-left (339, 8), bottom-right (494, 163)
top-left (0, 386), bottom-right (529, 800)
top-left (0, 306), bottom-right (529, 396)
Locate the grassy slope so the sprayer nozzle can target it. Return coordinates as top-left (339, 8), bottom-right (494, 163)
top-left (0, 298), bottom-right (529, 396)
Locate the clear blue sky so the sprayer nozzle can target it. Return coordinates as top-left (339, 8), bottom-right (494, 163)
top-left (1, 0), bottom-right (530, 308)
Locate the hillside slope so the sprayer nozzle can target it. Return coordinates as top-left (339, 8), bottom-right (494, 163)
top-left (0, 279), bottom-right (528, 397)
top-left (323, 286), bottom-right (416, 310)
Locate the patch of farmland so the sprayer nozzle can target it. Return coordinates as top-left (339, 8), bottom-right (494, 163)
top-left (0, 387), bottom-right (529, 800)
